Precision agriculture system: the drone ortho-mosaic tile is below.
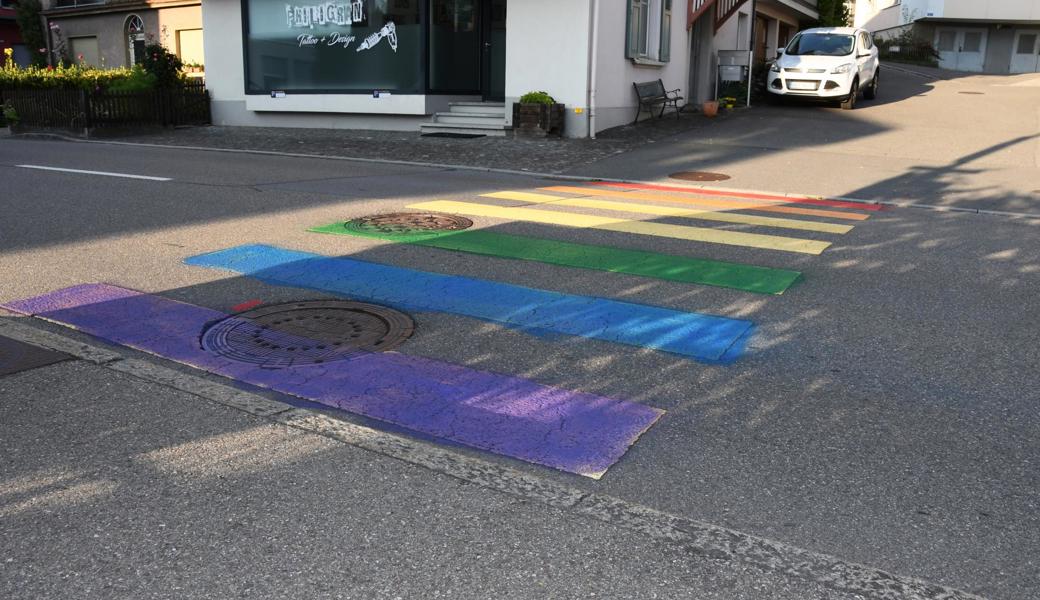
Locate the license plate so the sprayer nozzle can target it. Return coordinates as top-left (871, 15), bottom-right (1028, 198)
top-left (788, 80), bottom-right (818, 91)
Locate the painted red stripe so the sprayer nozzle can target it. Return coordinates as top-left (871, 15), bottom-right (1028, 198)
top-left (231, 299), bottom-right (263, 312)
top-left (592, 182), bottom-right (887, 211)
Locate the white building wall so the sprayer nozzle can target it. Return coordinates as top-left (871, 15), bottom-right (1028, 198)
top-left (503, 0), bottom-right (591, 136)
top-left (856, 0), bottom-right (1040, 29)
top-left (590, 1), bottom-right (691, 133)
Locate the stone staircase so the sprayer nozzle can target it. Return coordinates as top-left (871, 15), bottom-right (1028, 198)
top-left (420, 102), bottom-right (509, 137)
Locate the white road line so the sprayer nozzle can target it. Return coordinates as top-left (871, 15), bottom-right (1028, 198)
top-left (16, 165), bottom-right (171, 181)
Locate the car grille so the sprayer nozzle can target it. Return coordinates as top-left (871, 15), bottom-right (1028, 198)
top-left (784, 68), bottom-right (826, 74)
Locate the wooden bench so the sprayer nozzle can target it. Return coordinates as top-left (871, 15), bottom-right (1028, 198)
top-left (633, 79), bottom-right (683, 124)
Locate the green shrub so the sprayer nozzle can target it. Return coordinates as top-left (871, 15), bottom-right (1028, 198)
top-left (0, 63), bottom-right (150, 91)
top-left (519, 91), bottom-right (555, 105)
top-left (140, 43), bottom-right (183, 88)
top-left (106, 66), bottom-right (158, 92)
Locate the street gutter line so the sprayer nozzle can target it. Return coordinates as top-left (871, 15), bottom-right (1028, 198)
top-left (11, 134), bottom-right (1040, 220)
top-left (16, 164), bottom-right (172, 181)
top-left (0, 315), bottom-right (987, 600)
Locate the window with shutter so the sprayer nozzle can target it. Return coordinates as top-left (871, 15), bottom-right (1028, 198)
top-left (626, 0), bottom-right (670, 63)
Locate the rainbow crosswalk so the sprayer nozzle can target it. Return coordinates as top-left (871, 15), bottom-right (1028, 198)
top-left (5, 181), bottom-right (882, 478)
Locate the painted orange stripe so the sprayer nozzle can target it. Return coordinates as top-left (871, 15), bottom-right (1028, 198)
top-left (540, 186), bottom-right (870, 221)
top-left (592, 181), bottom-right (886, 211)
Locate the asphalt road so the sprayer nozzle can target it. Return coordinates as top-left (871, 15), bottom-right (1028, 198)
top-left (1, 76), bottom-right (1039, 599)
top-left (575, 66), bottom-right (1040, 215)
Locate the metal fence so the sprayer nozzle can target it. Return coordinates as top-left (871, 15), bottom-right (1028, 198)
top-left (1, 81), bottom-right (210, 133)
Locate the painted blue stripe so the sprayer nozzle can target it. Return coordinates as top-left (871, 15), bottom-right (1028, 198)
top-left (185, 244), bottom-right (754, 362)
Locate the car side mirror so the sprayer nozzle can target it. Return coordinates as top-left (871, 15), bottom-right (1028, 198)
top-left (776, 49), bottom-right (785, 58)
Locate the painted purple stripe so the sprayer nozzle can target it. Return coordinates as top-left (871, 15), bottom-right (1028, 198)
top-left (4, 284), bottom-right (663, 478)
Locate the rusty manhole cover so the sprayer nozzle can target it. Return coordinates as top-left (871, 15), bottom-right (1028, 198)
top-left (668, 171), bottom-right (731, 182)
top-left (0, 335), bottom-right (70, 377)
top-left (201, 301), bottom-right (414, 368)
top-left (344, 212), bottom-right (473, 237)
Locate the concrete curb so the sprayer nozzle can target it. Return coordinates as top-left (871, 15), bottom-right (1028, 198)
top-left (11, 132), bottom-right (1040, 221)
top-left (0, 316), bottom-right (988, 600)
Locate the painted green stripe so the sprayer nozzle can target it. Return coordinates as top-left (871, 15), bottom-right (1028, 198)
top-left (309, 223), bottom-right (802, 295)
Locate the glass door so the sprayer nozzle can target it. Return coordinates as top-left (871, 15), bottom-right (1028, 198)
top-left (480, 0), bottom-right (506, 101)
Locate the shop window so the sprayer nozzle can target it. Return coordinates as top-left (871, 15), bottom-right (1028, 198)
top-left (626, 0), bottom-right (671, 63)
top-left (244, 0), bottom-right (422, 94)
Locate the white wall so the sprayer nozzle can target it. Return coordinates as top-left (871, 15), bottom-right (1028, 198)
top-left (590, 0), bottom-right (691, 133)
top-left (941, 0), bottom-right (1040, 21)
top-left (856, 0), bottom-right (1040, 29)
top-left (504, 0), bottom-right (591, 136)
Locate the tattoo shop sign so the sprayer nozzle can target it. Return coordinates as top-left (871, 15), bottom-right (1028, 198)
top-left (285, 1), bottom-right (399, 53)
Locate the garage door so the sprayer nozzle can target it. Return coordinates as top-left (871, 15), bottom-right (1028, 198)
top-left (1011, 30), bottom-right (1040, 74)
top-left (935, 28), bottom-right (987, 72)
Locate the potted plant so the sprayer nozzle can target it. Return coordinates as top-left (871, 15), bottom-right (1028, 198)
top-left (512, 91), bottom-right (565, 137)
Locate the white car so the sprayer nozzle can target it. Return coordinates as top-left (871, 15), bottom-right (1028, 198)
top-left (767, 27), bottom-right (880, 110)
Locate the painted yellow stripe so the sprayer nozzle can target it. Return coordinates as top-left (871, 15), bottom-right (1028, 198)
top-left (541, 186), bottom-right (870, 221)
top-left (483, 191), bottom-right (854, 234)
top-left (408, 200), bottom-right (832, 255)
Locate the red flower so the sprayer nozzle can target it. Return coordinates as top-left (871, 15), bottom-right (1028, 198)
top-left (46, 65), bottom-right (54, 71)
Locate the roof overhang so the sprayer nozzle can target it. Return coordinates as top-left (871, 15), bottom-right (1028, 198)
top-left (916, 17), bottom-right (1040, 27)
top-left (42, 0), bottom-right (199, 18)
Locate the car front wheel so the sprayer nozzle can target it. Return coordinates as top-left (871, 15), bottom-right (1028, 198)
top-left (840, 79), bottom-right (859, 110)
top-left (864, 69), bottom-right (879, 100)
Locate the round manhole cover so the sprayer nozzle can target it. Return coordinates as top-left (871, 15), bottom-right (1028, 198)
top-left (668, 171), bottom-right (732, 182)
top-left (344, 212), bottom-right (473, 237)
top-left (201, 301), bottom-right (414, 368)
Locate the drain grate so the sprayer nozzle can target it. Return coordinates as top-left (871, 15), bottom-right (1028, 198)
top-left (344, 212), bottom-right (473, 237)
top-left (201, 300), bottom-right (414, 368)
top-left (668, 171), bottom-right (731, 182)
top-left (0, 335), bottom-right (70, 377)
top-left (958, 91), bottom-right (984, 95)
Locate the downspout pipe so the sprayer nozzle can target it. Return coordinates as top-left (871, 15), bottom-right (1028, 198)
top-left (588, 0), bottom-right (600, 139)
top-left (747, 0), bottom-right (757, 107)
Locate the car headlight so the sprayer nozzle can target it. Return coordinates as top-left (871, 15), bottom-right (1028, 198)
top-left (831, 63), bottom-right (854, 74)
top-left (770, 63), bottom-right (780, 73)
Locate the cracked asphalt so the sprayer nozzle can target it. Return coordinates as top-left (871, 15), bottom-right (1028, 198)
top-left (1, 66), bottom-right (1038, 599)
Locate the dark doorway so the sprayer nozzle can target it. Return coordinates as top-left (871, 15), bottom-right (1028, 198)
top-left (481, 0), bottom-right (506, 101)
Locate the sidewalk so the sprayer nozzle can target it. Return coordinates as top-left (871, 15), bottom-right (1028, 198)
top-left (63, 108), bottom-right (727, 175)
top-left (0, 324), bottom-right (893, 600)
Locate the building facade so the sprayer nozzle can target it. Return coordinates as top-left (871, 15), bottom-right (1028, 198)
top-left (41, 0), bottom-right (202, 70)
top-left (1, 0), bottom-right (29, 66)
top-left (852, 0), bottom-right (1040, 73)
top-left (201, 0), bottom-right (819, 137)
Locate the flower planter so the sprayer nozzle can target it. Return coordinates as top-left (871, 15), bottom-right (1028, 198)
top-left (512, 102), bottom-right (565, 138)
top-left (702, 101), bottom-right (719, 117)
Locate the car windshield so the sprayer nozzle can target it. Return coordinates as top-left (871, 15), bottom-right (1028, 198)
top-left (786, 33), bottom-right (855, 56)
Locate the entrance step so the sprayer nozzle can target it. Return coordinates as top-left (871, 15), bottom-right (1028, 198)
top-left (420, 101), bottom-right (508, 137)
top-left (448, 101), bottom-right (506, 115)
top-left (430, 112), bottom-right (507, 126)
top-left (420, 122), bottom-right (509, 137)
